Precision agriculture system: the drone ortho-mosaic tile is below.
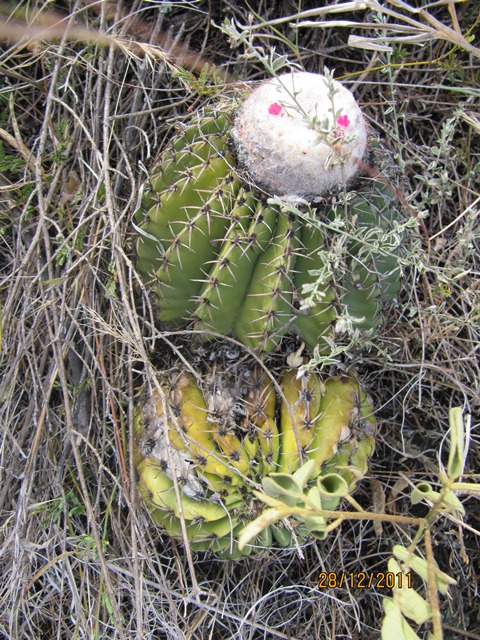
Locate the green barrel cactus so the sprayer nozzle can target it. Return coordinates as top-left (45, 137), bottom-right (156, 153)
top-left (134, 361), bottom-right (376, 557)
top-left (134, 71), bottom-right (405, 353)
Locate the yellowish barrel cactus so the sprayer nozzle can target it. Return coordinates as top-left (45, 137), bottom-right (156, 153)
top-left (134, 361), bottom-right (376, 556)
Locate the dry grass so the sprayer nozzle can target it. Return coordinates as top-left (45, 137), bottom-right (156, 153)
top-left (0, 1), bottom-right (479, 638)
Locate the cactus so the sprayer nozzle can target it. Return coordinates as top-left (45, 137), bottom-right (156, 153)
top-left (134, 71), bottom-right (406, 353)
top-left (132, 72), bottom-right (402, 552)
top-left (134, 360), bottom-right (376, 557)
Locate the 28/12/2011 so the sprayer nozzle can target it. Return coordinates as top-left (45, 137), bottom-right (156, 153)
top-left (318, 571), bottom-right (413, 590)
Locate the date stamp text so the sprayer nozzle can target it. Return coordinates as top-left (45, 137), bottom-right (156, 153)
top-left (318, 571), bottom-right (412, 590)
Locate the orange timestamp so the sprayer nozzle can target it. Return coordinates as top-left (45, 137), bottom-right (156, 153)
top-left (318, 571), bottom-right (413, 590)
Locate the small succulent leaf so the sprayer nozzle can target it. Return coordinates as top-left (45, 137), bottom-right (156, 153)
top-left (262, 474), bottom-right (303, 505)
top-left (410, 482), bottom-right (441, 506)
top-left (442, 490), bottom-right (466, 518)
top-left (252, 523), bottom-right (273, 550)
top-left (308, 478), bottom-right (342, 511)
top-left (309, 530), bottom-right (328, 540)
top-left (306, 484), bottom-right (322, 507)
top-left (318, 495), bottom-right (342, 511)
top-left (396, 589), bottom-right (431, 626)
top-left (317, 473), bottom-right (350, 498)
top-left (447, 407), bottom-right (469, 480)
top-left (292, 459), bottom-right (317, 489)
top-left (388, 557), bottom-right (401, 573)
top-left (238, 508), bottom-right (286, 551)
top-left (453, 481), bottom-right (480, 492)
top-left (381, 600), bottom-right (422, 640)
top-left (388, 559), bottom-right (431, 625)
top-left (434, 570), bottom-right (458, 595)
top-left (260, 483), bottom-right (294, 509)
top-left (392, 545), bottom-right (457, 595)
top-left (411, 482), bottom-right (464, 516)
top-left (302, 515), bottom-right (327, 539)
top-left (271, 522), bottom-right (293, 547)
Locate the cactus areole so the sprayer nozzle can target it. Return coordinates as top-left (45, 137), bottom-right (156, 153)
top-left (232, 71), bottom-right (368, 198)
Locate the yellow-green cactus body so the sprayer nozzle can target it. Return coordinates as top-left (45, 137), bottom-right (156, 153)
top-left (277, 368), bottom-right (324, 474)
top-left (137, 459), bottom-right (229, 522)
top-left (306, 376), bottom-right (376, 478)
top-left (134, 363), bottom-right (376, 556)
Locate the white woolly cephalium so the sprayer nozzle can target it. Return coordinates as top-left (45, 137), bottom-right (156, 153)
top-left (232, 71), bottom-right (368, 199)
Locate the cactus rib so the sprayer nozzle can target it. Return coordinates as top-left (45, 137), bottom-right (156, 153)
top-left (235, 210), bottom-right (301, 351)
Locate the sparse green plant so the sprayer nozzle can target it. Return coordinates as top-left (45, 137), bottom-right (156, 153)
top-left (32, 489), bottom-right (86, 527)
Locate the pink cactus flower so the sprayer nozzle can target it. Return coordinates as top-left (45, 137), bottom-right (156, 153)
top-left (268, 102), bottom-right (282, 116)
top-left (336, 114), bottom-right (350, 128)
